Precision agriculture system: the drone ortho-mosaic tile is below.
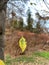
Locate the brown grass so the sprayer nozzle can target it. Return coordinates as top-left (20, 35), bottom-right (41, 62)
top-left (4, 28), bottom-right (49, 57)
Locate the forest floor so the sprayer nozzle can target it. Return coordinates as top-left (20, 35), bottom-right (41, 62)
top-left (5, 51), bottom-right (49, 65)
top-left (4, 28), bottom-right (49, 65)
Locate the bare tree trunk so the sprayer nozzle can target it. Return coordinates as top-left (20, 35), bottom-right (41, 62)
top-left (0, 0), bottom-right (8, 61)
top-left (0, 10), bottom-right (6, 60)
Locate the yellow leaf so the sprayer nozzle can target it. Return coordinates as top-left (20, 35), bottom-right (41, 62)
top-left (19, 36), bottom-right (27, 53)
top-left (0, 60), bottom-right (5, 65)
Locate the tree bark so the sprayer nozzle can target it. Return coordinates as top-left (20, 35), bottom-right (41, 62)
top-left (0, 0), bottom-right (9, 60)
top-left (0, 10), bottom-right (6, 60)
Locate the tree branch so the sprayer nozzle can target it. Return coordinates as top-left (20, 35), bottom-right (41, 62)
top-left (43, 0), bottom-right (49, 9)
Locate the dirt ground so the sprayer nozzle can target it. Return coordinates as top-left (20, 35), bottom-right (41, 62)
top-left (4, 28), bottom-right (49, 57)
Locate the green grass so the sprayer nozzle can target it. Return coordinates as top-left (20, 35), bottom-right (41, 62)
top-left (5, 51), bottom-right (49, 65)
top-left (33, 51), bottom-right (49, 59)
top-left (15, 56), bottom-right (34, 62)
top-left (5, 55), bottom-right (34, 64)
top-left (5, 54), bottom-right (35, 65)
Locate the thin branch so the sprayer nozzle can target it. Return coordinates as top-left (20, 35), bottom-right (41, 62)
top-left (8, 1), bottom-right (26, 16)
top-left (43, 0), bottom-right (49, 9)
top-left (8, 2), bottom-right (20, 10)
